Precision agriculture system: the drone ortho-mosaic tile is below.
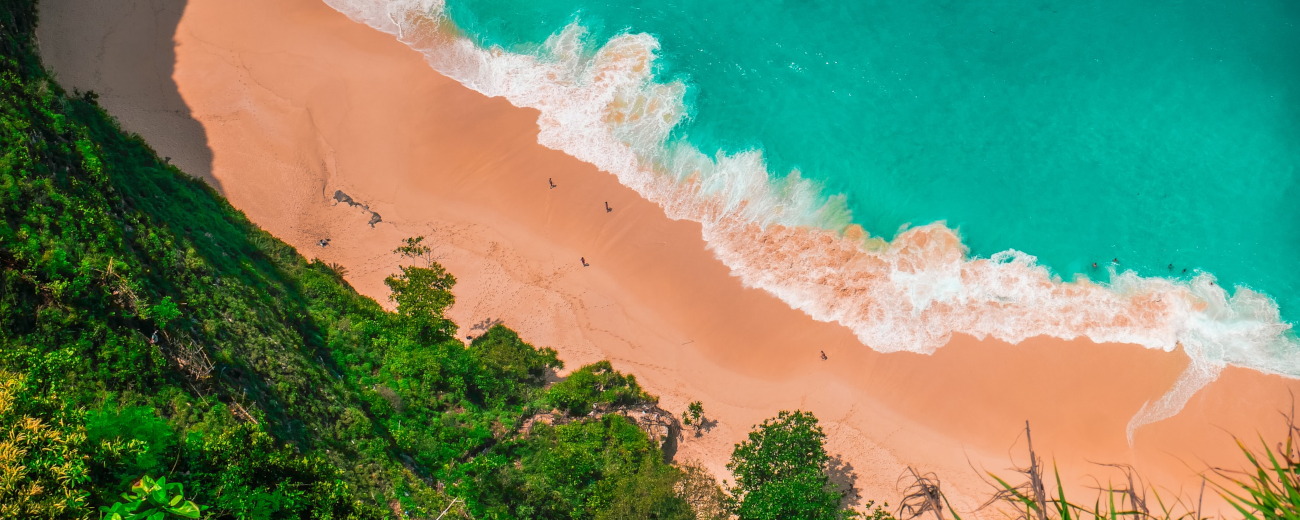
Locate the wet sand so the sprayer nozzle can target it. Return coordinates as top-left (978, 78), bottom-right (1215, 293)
top-left (37, 0), bottom-right (1300, 514)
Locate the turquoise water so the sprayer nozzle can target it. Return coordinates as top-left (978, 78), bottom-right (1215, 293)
top-left (443, 0), bottom-right (1300, 324)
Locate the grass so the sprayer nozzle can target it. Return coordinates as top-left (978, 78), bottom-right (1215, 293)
top-left (1213, 420), bottom-right (1300, 520)
top-left (891, 420), bottom-right (1300, 520)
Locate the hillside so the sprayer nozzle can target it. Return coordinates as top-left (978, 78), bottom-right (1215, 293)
top-left (0, 1), bottom-right (729, 517)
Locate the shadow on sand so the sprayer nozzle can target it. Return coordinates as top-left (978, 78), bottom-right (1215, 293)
top-left (35, 0), bottom-right (219, 192)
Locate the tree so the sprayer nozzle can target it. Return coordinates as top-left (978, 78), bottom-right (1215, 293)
top-left (459, 414), bottom-right (690, 519)
top-left (597, 458), bottom-right (695, 520)
top-left (676, 463), bottom-right (729, 520)
top-left (394, 235), bottom-right (435, 266)
top-left (682, 401), bottom-right (707, 436)
top-left (384, 262), bottom-right (455, 317)
top-left (145, 296), bottom-right (181, 329)
top-left (726, 410), bottom-right (853, 520)
top-left (384, 263), bottom-right (456, 333)
top-left (469, 325), bottom-right (562, 405)
top-left (386, 236), bottom-right (457, 338)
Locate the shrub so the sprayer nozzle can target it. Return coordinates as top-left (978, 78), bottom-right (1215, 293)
top-left (545, 361), bottom-right (657, 417)
top-left (86, 404), bottom-right (177, 494)
top-left (100, 475), bottom-right (203, 519)
top-left (0, 371), bottom-right (91, 518)
top-left (470, 325), bottom-right (562, 405)
top-left (726, 410), bottom-right (852, 520)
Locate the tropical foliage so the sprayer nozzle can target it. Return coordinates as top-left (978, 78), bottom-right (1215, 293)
top-left (100, 475), bottom-right (203, 520)
top-left (7, 2), bottom-right (1294, 519)
top-left (727, 410), bottom-right (855, 520)
top-left (0, 2), bottom-right (703, 516)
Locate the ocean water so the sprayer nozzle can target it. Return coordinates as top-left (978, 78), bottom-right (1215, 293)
top-left (445, 0), bottom-right (1300, 320)
top-left (325, 0), bottom-right (1300, 432)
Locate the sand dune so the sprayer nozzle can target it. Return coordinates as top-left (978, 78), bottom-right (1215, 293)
top-left (37, 0), bottom-right (1300, 514)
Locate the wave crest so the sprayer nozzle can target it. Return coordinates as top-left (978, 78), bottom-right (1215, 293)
top-left (322, 0), bottom-right (1299, 434)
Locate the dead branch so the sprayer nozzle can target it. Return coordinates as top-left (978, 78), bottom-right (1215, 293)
top-left (897, 466), bottom-right (946, 520)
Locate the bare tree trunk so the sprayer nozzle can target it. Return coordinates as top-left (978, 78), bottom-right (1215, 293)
top-left (1024, 421), bottom-right (1047, 520)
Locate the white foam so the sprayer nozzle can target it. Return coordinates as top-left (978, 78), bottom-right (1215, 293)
top-left (322, 0), bottom-right (1300, 436)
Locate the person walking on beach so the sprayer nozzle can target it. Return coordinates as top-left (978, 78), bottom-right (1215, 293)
top-left (549, 178), bottom-right (556, 189)
top-left (605, 201), bottom-right (612, 213)
top-left (820, 350), bottom-right (828, 360)
top-left (581, 257), bottom-right (589, 267)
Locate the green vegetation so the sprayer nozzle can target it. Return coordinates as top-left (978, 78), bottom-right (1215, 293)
top-left (457, 414), bottom-right (692, 519)
top-left (0, 1), bottom-right (711, 517)
top-left (0, 371), bottom-right (89, 517)
top-left (1217, 428), bottom-right (1300, 520)
top-left (682, 400), bottom-right (706, 436)
top-left (890, 422), bottom-right (1300, 520)
top-left (726, 410), bottom-right (856, 520)
top-left (544, 361), bottom-right (657, 417)
top-left (976, 463), bottom-right (1208, 520)
top-left (101, 475), bottom-right (203, 520)
top-left (7, 1), bottom-right (1299, 519)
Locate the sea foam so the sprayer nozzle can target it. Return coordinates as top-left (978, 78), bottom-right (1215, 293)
top-left (322, 0), bottom-right (1299, 439)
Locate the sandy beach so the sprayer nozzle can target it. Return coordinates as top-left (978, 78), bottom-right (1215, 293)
top-left (37, 0), bottom-right (1300, 514)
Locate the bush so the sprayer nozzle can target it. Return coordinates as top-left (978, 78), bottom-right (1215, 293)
top-left (459, 414), bottom-right (690, 519)
top-left (726, 410), bottom-right (852, 520)
top-left (0, 371), bottom-right (91, 518)
top-left (86, 404), bottom-right (177, 495)
top-left (100, 475), bottom-right (203, 520)
top-left (385, 263), bottom-right (456, 338)
top-left (470, 325), bottom-right (561, 405)
top-left (545, 361), bottom-right (656, 416)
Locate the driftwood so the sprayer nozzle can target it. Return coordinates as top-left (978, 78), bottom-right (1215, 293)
top-left (898, 466), bottom-right (946, 520)
top-left (1091, 462), bottom-right (1151, 517)
top-left (978, 421), bottom-right (1168, 519)
top-left (978, 421), bottom-right (1047, 520)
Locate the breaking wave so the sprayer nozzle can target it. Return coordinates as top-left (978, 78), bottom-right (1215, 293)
top-left (322, 0), bottom-right (1299, 438)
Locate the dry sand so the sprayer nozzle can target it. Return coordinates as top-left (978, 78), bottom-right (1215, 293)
top-left (38, 0), bottom-right (1300, 514)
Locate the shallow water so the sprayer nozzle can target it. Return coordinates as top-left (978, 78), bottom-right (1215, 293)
top-left (444, 0), bottom-right (1300, 324)
top-left (323, 0), bottom-right (1300, 430)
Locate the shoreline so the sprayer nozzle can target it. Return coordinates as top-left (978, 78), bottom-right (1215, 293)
top-left (37, 0), bottom-right (1300, 514)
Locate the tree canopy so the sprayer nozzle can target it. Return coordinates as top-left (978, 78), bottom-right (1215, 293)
top-left (0, 3), bottom-right (700, 516)
top-left (727, 410), bottom-right (854, 520)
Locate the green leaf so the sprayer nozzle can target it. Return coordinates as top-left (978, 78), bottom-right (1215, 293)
top-left (150, 487), bottom-right (168, 505)
top-left (169, 502), bottom-right (202, 519)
